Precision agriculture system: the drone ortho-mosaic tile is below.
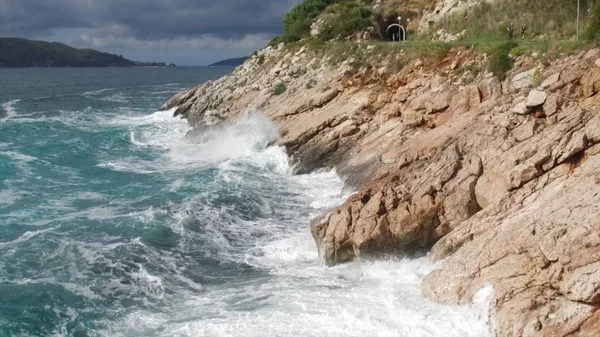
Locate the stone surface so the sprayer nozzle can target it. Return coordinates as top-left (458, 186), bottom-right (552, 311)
top-left (513, 102), bottom-right (530, 115)
top-left (525, 89), bottom-right (548, 107)
top-left (513, 120), bottom-right (537, 142)
top-left (512, 69), bottom-right (536, 90)
top-left (543, 94), bottom-right (562, 116)
top-left (159, 40), bottom-right (600, 337)
top-left (541, 73), bottom-right (560, 89)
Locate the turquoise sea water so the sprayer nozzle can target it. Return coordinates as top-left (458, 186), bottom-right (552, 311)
top-left (0, 67), bottom-right (491, 337)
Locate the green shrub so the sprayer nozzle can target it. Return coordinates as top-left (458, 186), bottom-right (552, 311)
top-left (488, 41), bottom-right (518, 77)
top-left (283, 0), bottom-right (334, 42)
top-left (584, 0), bottom-right (600, 41)
top-left (280, 0), bottom-right (373, 43)
top-left (510, 45), bottom-right (526, 56)
top-left (257, 54), bottom-right (265, 66)
top-left (273, 83), bottom-right (287, 95)
top-left (319, 3), bottom-right (373, 41)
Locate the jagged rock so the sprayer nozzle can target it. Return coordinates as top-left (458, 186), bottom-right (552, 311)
top-left (512, 69), bottom-right (536, 90)
top-left (541, 73), bottom-right (560, 89)
top-left (513, 102), bottom-right (531, 115)
top-left (584, 48), bottom-right (600, 59)
top-left (525, 90), bottom-right (547, 107)
top-left (402, 108), bottom-right (424, 126)
top-left (478, 77), bottom-right (502, 101)
top-left (543, 94), bottom-right (562, 116)
top-left (466, 85), bottom-right (482, 107)
top-left (423, 154), bottom-right (600, 337)
top-left (160, 40), bottom-right (600, 337)
top-left (557, 131), bottom-right (587, 164)
top-left (581, 68), bottom-right (600, 97)
top-left (393, 87), bottom-right (410, 103)
top-left (513, 121), bottom-right (538, 142)
top-left (312, 146), bottom-right (483, 265)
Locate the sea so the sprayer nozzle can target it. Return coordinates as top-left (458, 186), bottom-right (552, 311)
top-left (0, 67), bottom-right (492, 337)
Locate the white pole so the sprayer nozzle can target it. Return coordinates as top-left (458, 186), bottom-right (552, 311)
top-left (577, 0), bottom-right (580, 41)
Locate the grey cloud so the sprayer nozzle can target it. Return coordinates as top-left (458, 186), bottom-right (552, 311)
top-left (0, 0), bottom-right (302, 64)
top-left (0, 0), bottom-right (301, 39)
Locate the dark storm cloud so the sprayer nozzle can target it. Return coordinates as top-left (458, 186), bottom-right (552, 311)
top-left (0, 0), bottom-right (299, 39)
top-left (0, 0), bottom-right (302, 64)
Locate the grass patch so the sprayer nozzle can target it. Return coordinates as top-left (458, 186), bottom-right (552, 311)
top-left (438, 0), bottom-right (593, 41)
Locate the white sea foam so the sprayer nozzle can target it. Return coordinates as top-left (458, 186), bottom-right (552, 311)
top-left (1, 99), bottom-right (21, 123)
top-left (0, 227), bottom-right (55, 249)
top-left (99, 109), bottom-right (281, 174)
top-left (91, 107), bottom-right (492, 336)
top-left (0, 188), bottom-right (21, 205)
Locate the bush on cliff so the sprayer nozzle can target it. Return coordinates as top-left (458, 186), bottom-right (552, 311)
top-left (281, 0), bottom-right (373, 43)
top-left (488, 41), bottom-right (518, 77)
top-left (318, 2), bottom-right (373, 41)
top-left (283, 0), bottom-right (334, 42)
top-left (272, 83), bottom-right (287, 95)
top-left (584, 0), bottom-right (600, 41)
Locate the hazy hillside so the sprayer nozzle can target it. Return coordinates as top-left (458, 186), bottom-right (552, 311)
top-left (209, 57), bottom-right (249, 67)
top-left (0, 38), bottom-right (166, 68)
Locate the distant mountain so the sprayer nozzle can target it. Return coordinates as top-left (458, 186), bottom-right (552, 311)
top-left (208, 57), bottom-right (249, 67)
top-left (0, 38), bottom-right (166, 68)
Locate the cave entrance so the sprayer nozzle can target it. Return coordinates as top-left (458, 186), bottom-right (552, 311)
top-left (386, 24), bottom-right (406, 42)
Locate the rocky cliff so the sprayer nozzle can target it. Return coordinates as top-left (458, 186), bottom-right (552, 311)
top-left (156, 0), bottom-right (600, 315)
top-left (161, 43), bottom-right (600, 335)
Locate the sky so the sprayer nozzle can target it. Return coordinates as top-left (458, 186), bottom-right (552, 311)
top-left (0, 0), bottom-right (303, 65)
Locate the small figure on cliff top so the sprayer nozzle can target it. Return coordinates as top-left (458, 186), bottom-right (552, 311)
top-left (507, 22), bottom-right (515, 40)
top-left (521, 25), bottom-right (527, 40)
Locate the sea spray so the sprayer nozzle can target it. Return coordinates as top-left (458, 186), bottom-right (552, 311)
top-left (0, 67), bottom-right (492, 337)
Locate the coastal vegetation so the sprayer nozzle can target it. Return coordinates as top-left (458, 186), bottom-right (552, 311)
top-left (272, 83), bottom-right (288, 95)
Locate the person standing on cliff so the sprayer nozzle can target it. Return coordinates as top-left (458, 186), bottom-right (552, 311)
top-left (521, 25), bottom-right (527, 40)
top-left (507, 22), bottom-right (514, 40)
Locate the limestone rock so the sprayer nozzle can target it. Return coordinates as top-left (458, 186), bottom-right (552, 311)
top-left (512, 69), bottom-right (536, 90)
top-left (423, 154), bottom-right (600, 337)
top-left (581, 68), bottom-right (600, 97)
top-left (513, 102), bottom-right (531, 115)
top-left (478, 76), bottom-right (502, 101)
top-left (525, 90), bottom-right (547, 107)
top-left (541, 73), bottom-right (560, 89)
top-left (543, 94), bottom-right (562, 116)
top-left (312, 146), bottom-right (483, 265)
top-left (513, 120), bottom-right (538, 142)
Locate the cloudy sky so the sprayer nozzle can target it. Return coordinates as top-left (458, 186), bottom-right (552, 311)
top-left (0, 0), bottom-right (302, 65)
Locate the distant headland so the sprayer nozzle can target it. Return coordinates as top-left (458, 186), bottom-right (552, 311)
top-left (0, 38), bottom-right (169, 68)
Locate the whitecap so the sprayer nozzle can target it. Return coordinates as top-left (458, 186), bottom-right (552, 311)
top-left (2, 151), bottom-right (37, 162)
top-left (0, 227), bottom-right (55, 249)
top-left (0, 188), bottom-right (21, 205)
top-left (0, 99), bottom-right (21, 123)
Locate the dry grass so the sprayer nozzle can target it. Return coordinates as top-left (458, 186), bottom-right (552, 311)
top-left (438, 0), bottom-right (593, 41)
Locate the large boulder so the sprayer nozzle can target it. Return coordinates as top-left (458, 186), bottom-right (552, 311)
top-left (525, 89), bottom-right (548, 107)
top-left (311, 146), bottom-right (483, 265)
top-left (423, 154), bottom-right (600, 337)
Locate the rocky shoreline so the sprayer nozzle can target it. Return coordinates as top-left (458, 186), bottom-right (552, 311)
top-left (160, 43), bottom-right (600, 336)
